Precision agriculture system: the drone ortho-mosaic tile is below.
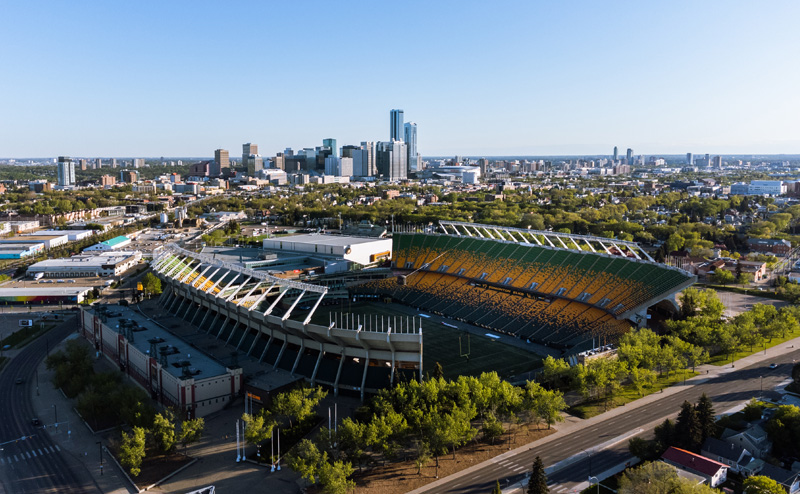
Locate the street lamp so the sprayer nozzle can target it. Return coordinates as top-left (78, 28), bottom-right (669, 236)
top-left (588, 476), bottom-right (600, 494)
top-left (760, 375), bottom-right (764, 398)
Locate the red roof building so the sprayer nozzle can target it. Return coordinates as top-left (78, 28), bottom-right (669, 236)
top-left (661, 446), bottom-right (728, 487)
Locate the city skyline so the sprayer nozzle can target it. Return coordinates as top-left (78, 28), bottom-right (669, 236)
top-left (2, 1), bottom-right (800, 158)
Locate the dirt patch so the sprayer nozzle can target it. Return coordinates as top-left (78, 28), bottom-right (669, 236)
top-left (343, 424), bottom-right (555, 494)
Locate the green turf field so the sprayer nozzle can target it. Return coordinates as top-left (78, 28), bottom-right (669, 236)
top-left (304, 300), bottom-right (543, 381)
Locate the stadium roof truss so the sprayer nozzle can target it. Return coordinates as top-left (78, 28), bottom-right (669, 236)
top-left (438, 220), bottom-right (654, 262)
top-left (152, 243), bottom-right (328, 324)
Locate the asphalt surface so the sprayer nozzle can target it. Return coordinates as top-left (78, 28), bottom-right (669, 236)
top-left (423, 350), bottom-right (800, 494)
top-left (0, 317), bottom-right (99, 494)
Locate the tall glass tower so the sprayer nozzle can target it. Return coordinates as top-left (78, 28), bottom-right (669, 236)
top-left (390, 109), bottom-right (404, 141)
top-left (404, 122), bottom-right (418, 172)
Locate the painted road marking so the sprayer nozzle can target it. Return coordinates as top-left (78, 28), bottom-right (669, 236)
top-left (24, 452), bottom-right (31, 459)
top-left (30, 450), bottom-right (36, 457)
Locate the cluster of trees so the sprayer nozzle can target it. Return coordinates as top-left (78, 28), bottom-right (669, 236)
top-left (629, 395), bottom-right (716, 460)
top-left (775, 276), bottom-right (800, 303)
top-left (539, 325), bottom-right (708, 409)
top-left (666, 288), bottom-right (800, 361)
top-left (285, 372), bottom-right (567, 493)
top-left (764, 404), bottom-right (800, 459)
top-left (46, 340), bottom-right (154, 428)
top-left (182, 183), bottom-right (800, 253)
top-left (119, 410), bottom-right (204, 476)
top-left (45, 340), bottom-right (204, 477)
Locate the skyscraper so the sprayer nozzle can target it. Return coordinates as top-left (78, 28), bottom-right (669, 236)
top-left (404, 122), bottom-right (419, 173)
top-left (626, 148), bottom-right (633, 164)
top-left (353, 142), bottom-right (375, 177)
top-left (323, 138), bottom-right (338, 158)
top-left (390, 109), bottom-right (404, 141)
top-left (242, 143), bottom-right (262, 176)
top-left (686, 153), bottom-right (694, 165)
top-left (613, 146), bottom-right (618, 161)
top-left (213, 149), bottom-right (229, 177)
top-left (376, 141), bottom-right (407, 181)
top-left (57, 156), bottom-right (75, 186)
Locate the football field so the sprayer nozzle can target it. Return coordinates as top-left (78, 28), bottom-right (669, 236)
top-left (306, 300), bottom-right (543, 381)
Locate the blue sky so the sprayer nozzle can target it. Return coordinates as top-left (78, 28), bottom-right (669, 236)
top-left (2, 1), bottom-right (799, 158)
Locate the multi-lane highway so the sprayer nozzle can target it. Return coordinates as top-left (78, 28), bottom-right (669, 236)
top-left (418, 349), bottom-right (800, 494)
top-left (0, 316), bottom-right (98, 494)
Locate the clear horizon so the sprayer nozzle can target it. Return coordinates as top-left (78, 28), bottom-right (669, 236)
top-left (2, 1), bottom-right (799, 158)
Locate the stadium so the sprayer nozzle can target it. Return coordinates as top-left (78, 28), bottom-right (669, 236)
top-left (150, 221), bottom-right (695, 396)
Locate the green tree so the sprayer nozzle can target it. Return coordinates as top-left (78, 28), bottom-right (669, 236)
top-left (619, 461), bottom-right (719, 494)
top-left (272, 385), bottom-right (328, 428)
top-left (675, 401), bottom-right (703, 452)
top-left (743, 475), bottom-right (785, 494)
top-left (152, 411), bottom-right (176, 453)
top-left (242, 412), bottom-right (275, 448)
top-left (178, 418), bottom-right (205, 454)
top-left (481, 412), bottom-right (504, 445)
top-left (694, 394), bottom-right (716, 443)
top-left (527, 456), bottom-right (549, 494)
top-left (141, 272), bottom-right (162, 296)
top-left (119, 426), bottom-right (147, 477)
top-left (629, 367), bottom-right (657, 396)
top-left (318, 459), bottom-right (356, 494)
top-left (287, 439), bottom-right (324, 484)
top-left (712, 269), bottom-right (735, 284)
top-left (491, 480), bottom-right (502, 494)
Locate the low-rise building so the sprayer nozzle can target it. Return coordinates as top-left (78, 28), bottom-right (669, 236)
top-left (79, 305), bottom-right (243, 418)
top-left (0, 286), bottom-right (91, 304)
top-left (0, 242), bottom-right (44, 259)
top-left (661, 446), bottom-right (728, 487)
top-left (747, 238), bottom-right (792, 255)
top-left (27, 251), bottom-right (142, 278)
top-left (701, 437), bottom-right (755, 475)
top-left (29, 229), bottom-right (95, 242)
top-left (18, 234), bottom-right (70, 249)
top-left (84, 235), bottom-right (132, 252)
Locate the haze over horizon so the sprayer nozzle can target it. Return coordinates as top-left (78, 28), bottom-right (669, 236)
top-left (2, 1), bottom-right (799, 158)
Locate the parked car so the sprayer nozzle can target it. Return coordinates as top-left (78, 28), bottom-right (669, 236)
top-left (770, 363), bottom-right (778, 369)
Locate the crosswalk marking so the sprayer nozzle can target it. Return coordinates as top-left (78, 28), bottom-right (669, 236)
top-left (3, 446), bottom-right (64, 466)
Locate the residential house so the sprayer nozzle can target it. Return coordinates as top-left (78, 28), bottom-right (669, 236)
top-left (661, 447), bottom-right (728, 488)
top-left (701, 437), bottom-right (756, 475)
top-left (757, 463), bottom-right (800, 494)
top-left (721, 424), bottom-right (772, 459)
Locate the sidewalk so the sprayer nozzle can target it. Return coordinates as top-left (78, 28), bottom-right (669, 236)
top-left (32, 334), bottom-right (135, 494)
top-left (408, 331), bottom-right (800, 494)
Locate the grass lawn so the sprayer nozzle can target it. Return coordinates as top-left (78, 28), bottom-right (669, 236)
top-left (570, 370), bottom-right (699, 419)
top-left (305, 301), bottom-right (543, 381)
top-left (708, 329), bottom-right (800, 366)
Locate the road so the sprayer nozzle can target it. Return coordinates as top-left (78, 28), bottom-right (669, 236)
top-left (422, 350), bottom-right (800, 494)
top-left (0, 317), bottom-right (98, 494)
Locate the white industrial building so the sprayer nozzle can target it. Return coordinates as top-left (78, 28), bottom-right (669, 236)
top-left (17, 234), bottom-right (70, 249)
top-left (28, 229), bottom-right (95, 242)
top-left (262, 234), bottom-right (392, 267)
top-left (27, 251), bottom-right (142, 278)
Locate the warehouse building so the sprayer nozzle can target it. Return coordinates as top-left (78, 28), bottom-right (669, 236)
top-left (0, 286), bottom-right (91, 305)
top-left (28, 229), bottom-right (95, 242)
top-left (79, 304), bottom-right (243, 418)
top-left (262, 234), bottom-right (392, 268)
top-left (84, 235), bottom-right (132, 252)
top-left (12, 234), bottom-right (69, 249)
top-left (27, 251), bottom-right (142, 278)
top-left (0, 242), bottom-right (44, 259)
